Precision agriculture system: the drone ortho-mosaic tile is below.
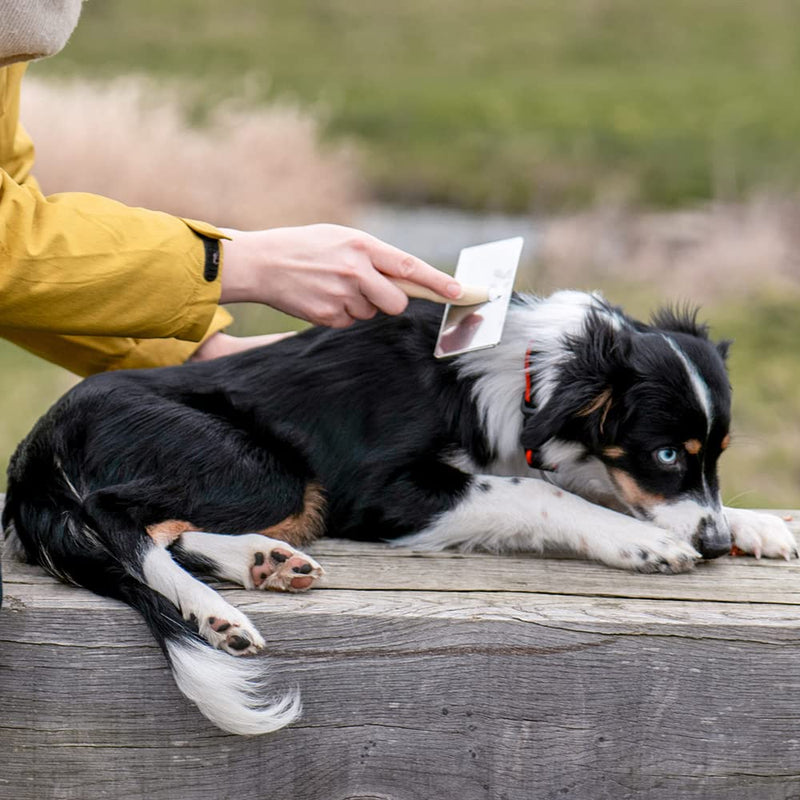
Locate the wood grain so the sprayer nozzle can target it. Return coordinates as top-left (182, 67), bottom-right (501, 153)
top-left (2, 512), bottom-right (800, 799)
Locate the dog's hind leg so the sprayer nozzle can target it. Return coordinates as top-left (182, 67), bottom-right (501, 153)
top-left (8, 485), bottom-right (300, 733)
top-left (168, 530), bottom-right (324, 592)
top-left (141, 543), bottom-right (267, 655)
top-left (77, 489), bottom-right (268, 654)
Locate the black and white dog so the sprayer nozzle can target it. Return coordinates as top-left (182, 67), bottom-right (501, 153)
top-left (3, 291), bottom-right (796, 734)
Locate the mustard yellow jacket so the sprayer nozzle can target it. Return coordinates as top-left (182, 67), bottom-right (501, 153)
top-left (0, 63), bottom-right (232, 376)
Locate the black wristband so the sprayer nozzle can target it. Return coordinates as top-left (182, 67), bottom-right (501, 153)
top-left (198, 234), bottom-right (221, 282)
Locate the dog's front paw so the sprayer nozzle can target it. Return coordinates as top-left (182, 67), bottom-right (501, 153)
top-left (592, 522), bottom-right (701, 574)
top-left (623, 536), bottom-right (701, 574)
top-left (725, 508), bottom-right (798, 560)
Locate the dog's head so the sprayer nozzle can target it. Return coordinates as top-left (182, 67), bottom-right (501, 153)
top-left (522, 305), bottom-right (733, 558)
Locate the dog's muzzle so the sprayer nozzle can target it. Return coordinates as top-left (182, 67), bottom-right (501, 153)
top-left (693, 515), bottom-right (732, 559)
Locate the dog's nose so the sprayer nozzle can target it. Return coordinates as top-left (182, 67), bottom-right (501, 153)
top-left (693, 516), bottom-right (732, 560)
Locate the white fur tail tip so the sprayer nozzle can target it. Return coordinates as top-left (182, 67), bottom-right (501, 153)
top-left (166, 638), bottom-right (301, 735)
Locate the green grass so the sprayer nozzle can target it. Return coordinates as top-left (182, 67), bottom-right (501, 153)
top-left (709, 299), bottom-right (800, 508)
top-left (28, 0), bottom-right (800, 212)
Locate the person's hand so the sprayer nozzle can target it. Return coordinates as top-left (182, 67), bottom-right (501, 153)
top-left (218, 224), bottom-right (463, 328)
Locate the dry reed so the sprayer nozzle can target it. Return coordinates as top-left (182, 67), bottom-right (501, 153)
top-left (534, 197), bottom-right (800, 303)
top-left (20, 76), bottom-right (361, 230)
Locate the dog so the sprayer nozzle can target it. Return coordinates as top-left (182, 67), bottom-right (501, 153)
top-left (3, 290), bottom-right (796, 735)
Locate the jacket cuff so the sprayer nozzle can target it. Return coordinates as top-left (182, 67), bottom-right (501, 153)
top-left (180, 218), bottom-right (232, 241)
top-left (174, 219), bottom-right (232, 342)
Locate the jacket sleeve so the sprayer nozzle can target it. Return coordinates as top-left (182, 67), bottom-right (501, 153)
top-left (0, 63), bottom-right (233, 375)
top-left (0, 305), bottom-right (233, 376)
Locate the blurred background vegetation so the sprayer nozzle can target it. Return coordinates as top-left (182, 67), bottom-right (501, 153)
top-left (3, 0), bottom-right (800, 506)
top-left (42, 0), bottom-right (800, 211)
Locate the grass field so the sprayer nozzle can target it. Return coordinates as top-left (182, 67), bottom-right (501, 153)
top-left (712, 300), bottom-right (800, 508)
top-left (31, 0), bottom-right (800, 212)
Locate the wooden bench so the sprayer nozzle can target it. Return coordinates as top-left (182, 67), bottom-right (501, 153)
top-left (2, 514), bottom-right (800, 800)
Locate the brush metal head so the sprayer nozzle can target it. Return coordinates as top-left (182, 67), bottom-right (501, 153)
top-left (434, 237), bottom-right (524, 359)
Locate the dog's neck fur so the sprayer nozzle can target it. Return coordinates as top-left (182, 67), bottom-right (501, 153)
top-left (455, 290), bottom-right (619, 473)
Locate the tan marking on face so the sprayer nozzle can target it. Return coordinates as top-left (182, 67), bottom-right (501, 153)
top-left (721, 434), bottom-right (731, 451)
top-left (579, 387), bottom-right (614, 435)
top-left (684, 439), bottom-right (702, 456)
top-left (603, 446), bottom-right (625, 459)
top-left (146, 519), bottom-right (194, 547)
top-left (578, 387), bottom-right (612, 417)
top-left (610, 469), bottom-right (665, 511)
top-left (256, 482), bottom-right (327, 547)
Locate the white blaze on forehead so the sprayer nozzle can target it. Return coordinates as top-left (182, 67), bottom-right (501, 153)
top-left (663, 336), bottom-right (713, 433)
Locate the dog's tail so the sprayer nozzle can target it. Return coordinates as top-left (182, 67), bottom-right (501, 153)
top-left (116, 578), bottom-right (302, 735)
top-left (3, 477), bottom-right (301, 736)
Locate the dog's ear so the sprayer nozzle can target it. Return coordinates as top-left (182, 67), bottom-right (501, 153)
top-left (521, 317), bottom-right (635, 467)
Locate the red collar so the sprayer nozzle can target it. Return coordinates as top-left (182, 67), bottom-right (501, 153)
top-left (523, 343), bottom-right (536, 467)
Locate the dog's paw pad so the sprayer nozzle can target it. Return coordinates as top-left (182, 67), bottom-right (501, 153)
top-left (728, 510), bottom-right (799, 561)
top-left (203, 615), bottom-right (265, 656)
top-left (250, 545), bottom-right (323, 592)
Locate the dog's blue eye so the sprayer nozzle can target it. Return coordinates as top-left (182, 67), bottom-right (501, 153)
top-left (655, 447), bottom-right (678, 465)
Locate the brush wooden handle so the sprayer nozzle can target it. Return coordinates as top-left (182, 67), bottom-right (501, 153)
top-left (390, 278), bottom-right (491, 306)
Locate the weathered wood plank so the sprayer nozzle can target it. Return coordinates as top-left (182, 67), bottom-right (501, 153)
top-left (8, 557), bottom-right (800, 638)
top-left (310, 547), bottom-right (800, 604)
top-left (3, 512), bottom-right (800, 800)
top-left (8, 529), bottom-right (800, 605)
top-left (302, 512), bottom-right (800, 604)
top-left (4, 582), bottom-right (800, 800)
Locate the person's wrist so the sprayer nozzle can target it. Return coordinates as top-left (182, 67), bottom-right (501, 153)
top-left (218, 229), bottom-right (255, 304)
top-left (219, 228), bottom-right (287, 305)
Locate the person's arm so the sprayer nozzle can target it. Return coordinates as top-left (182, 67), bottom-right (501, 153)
top-left (1, 65), bottom-right (462, 373)
top-left (0, 172), bottom-right (229, 340)
top-left (0, 64), bottom-right (232, 373)
top-left (0, 170), bottom-right (237, 373)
